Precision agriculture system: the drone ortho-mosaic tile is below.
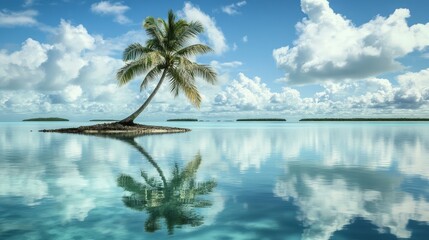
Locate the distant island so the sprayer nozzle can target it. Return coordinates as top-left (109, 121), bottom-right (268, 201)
top-left (300, 118), bottom-right (429, 121)
top-left (23, 117), bottom-right (69, 122)
top-left (237, 118), bottom-right (287, 122)
top-left (90, 119), bottom-right (118, 122)
top-left (167, 118), bottom-right (198, 122)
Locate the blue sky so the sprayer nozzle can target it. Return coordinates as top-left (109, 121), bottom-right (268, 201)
top-left (1, 0), bottom-right (429, 121)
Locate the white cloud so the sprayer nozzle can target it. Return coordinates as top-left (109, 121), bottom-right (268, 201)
top-left (212, 71), bottom-right (429, 116)
top-left (214, 73), bottom-right (272, 111)
top-left (91, 1), bottom-right (131, 24)
top-left (55, 20), bottom-right (95, 52)
top-left (0, 20), bottom-right (140, 117)
top-left (222, 1), bottom-right (247, 15)
top-left (0, 38), bottom-right (51, 89)
top-left (181, 2), bottom-right (228, 55)
top-left (273, 0), bottom-right (429, 84)
top-left (1, 15), bottom-right (428, 119)
top-left (62, 85), bottom-right (83, 103)
top-left (210, 60), bottom-right (242, 69)
top-left (395, 68), bottom-right (429, 108)
top-left (242, 35), bottom-right (248, 43)
top-left (0, 9), bottom-right (38, 26)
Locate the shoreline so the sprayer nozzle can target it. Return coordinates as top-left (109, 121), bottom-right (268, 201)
top-left (299, 118), bottom-right (429, 122)
top-left (39, 122), bottom-right (190, 136)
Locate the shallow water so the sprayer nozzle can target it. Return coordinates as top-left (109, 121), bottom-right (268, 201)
top-left (1, 121), bottom-right (429, 240)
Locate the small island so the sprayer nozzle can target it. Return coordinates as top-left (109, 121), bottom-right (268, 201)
top-left (90, 119), bottom-right (118, 122)
top-left (40, 122), bottom-right (190, 135)
top-left (167, 118), bottom-right (198, 122)
top-left (300, 118), bottom-right (429, 121)
top-left (237, 118), bottom-right (287, 122)
top-left (40, 11), bottom-right (215, 136)
top-left (23, 117), bottom-right (69, 122)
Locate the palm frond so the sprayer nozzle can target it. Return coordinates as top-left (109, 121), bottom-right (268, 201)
top-left (193, 180), bottom-right (217, 195)
top-left (123, 195), bottom-right (147, 211)
top-left (117, 62), bottom-right (145, 86)
top-left (175, 76), bottom-right (201, 108)
top-left (182, 82), bottom-right (201, 108)
top-left (144, 17), bottom-right (166, 50)
top-left (141, 170), bottom-right (160, 188)
top-left (173, 56), bottom-right (217, 85)
top-left (140, 65), bottom-right (163, 91)
top-left (166, 10), bottom-right (176, 48)
top-left (167, 67), bottom-right (189, 97)
top-left (190, 64), bottom-right (217, 85)
top-left (174, 21), bottom-right (204, 48)
top-left (168, 59), bottom-right (204, 107)
top-left (123, 43), bottom-right (151, 61)
top-left (146, 39), bottom-right (163, 51)
top-left (117, 174), bottom-right (145, 193)
top-left (192, 199), bottom-right (213, 208)
top-left (117, 52), bottom-right (164, 86)
top-left (179, 154), bottom-right (201, 181)
top-left (175, 44), bottom-right (213, 57)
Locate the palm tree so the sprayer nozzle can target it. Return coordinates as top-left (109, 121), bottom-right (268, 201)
top-left (117, 10), bottom-right (217, 125)
top-left (117, 141), bottom-right (217, 234)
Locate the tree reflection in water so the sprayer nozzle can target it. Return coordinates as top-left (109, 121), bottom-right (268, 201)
top-left (115, 136), bottom-right (217, 234)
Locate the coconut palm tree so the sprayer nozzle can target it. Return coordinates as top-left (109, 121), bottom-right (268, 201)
top-left (116, 10), bottom-right (217, 125)
top-left (116, 138), bottom-right (217, 234)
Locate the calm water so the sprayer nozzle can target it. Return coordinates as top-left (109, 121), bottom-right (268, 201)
top-left (1, 122), bottom-right (429, 240)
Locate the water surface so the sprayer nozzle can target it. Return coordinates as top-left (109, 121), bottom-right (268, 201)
top-left (1, 122), bottom-right (429, 239)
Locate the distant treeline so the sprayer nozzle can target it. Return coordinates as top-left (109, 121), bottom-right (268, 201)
top-left (237, 118), bottom-right (287, 122)
top-left (23, 117), bottom-right (69, 122)
top-left (167, 118), bottom-right (198, 122)
top-left (300, 118), bottom-right (429, 121)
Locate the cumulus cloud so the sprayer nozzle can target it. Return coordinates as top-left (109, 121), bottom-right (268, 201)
top-left (273, 0), bottom-right (429, 84)
top-left (214, 73), bottom-right (272, 111)
top-left (0, 9), bottom-right (38, 26)
top-left (395, 68), bottom-right (429, 108)
top-left (0, 20), bottom-right (141, 117)
top-left (62, 85), bottom-right (83, 103)
top-left (0, 38), bottom-right (50, 89)
top-left (0, 18), bottom-right (227, 120)
top-left (212, 72), bottom-right (429, 115)
top-left (181, 2), bottom-right (228, 55)
top-left (91, 1), bottom-right (131, 24)
top-left (222, 1), bottom-right (247, 15)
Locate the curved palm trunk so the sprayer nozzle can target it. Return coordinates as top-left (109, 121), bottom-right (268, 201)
top-left (124, 138), bottom-right (168, 187)
top-left (120, 68), bottom-right (168, 124)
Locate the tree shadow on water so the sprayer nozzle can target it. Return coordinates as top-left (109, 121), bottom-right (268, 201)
top-left (114, 136), bottom-right (217, 234)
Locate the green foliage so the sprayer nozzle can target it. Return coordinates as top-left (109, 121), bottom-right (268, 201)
top-left (22, 117), bottom-right (69, 121)
top-left (166, 118), bottom-right (198, 122)
top-left (236, 118), bottom-right (287, 122)
top-left (117, 143), bottom-right (217, 234)
top-left (116, 10), bottom-right (217, 122)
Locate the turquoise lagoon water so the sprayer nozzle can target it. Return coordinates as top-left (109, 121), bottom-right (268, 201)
top-left (1, 121), bottom-right (429, 240)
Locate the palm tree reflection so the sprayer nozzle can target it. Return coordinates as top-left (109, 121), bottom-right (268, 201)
top-left (116, 137), bottom-right (216, 234)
